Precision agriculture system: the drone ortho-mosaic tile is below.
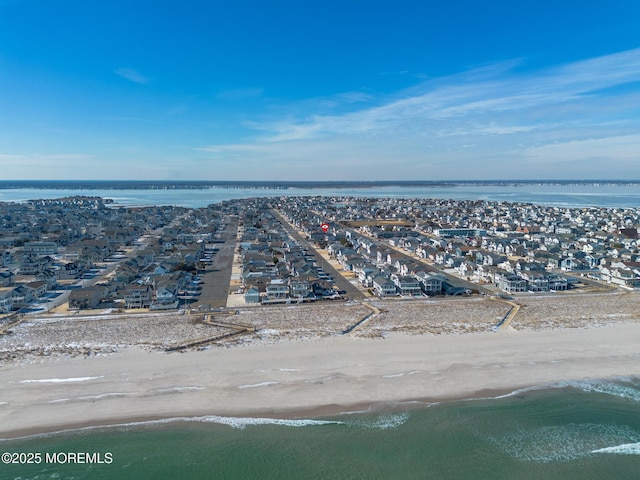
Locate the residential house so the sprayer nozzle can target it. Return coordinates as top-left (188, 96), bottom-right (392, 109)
top-left (496, 271), bottom-right (528, 293)
top-left (414, 271), bottom-right (444, 295)
top-left (35, 269), bottom-right (57, 289)
top-left (393, 275), bottom-right (422, 296)
top-left (244, 286), bottom-right (261, 304)
top-left (11, 284), bottom-right (37, 308)
top-left (265, 279), bottom-right (288, 302)
top-left (600, 262), bottom-right (640, 288)
top-left (123, 285), bottom-right (153, 308)
top-left (289, 280), bottom-right (310, 299)
top-left (372, 275), bottom-right (397, 296)
top-left (19, 254), bottom-right (53, 275)
top-left (151, 284), bottom-right (179, 310)
top-left (311, 279), bottom-right (335, 298)
top-left (0, 288), bottom-right (13, 313)
top-left (68, 287), bottom-right (103, 310)
top-left (357, 266), bottom-right (378, 288)
top-left (25, 281), bottom-right (47, 298)
top-left (23, 241), bottom-right (58, 256)
top-left (57, 262), bottom-right (85, 280)
top-left (521, 272), bottom-right (550, 292)
top-left (0, 269), bottom-right (15, 287)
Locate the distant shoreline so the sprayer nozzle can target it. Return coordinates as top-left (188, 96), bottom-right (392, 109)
top-left (2, 179), bottom-right (640, 190)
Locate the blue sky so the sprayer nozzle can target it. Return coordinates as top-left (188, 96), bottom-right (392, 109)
top-left (1, 0), bottom-right (639, 181)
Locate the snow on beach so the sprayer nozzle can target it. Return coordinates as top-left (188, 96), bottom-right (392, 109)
top-left (1, 293), bottom-right (639, 365)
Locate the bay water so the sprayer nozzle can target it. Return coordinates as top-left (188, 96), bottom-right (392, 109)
top-left (1, 183), bottom-right (640, 208)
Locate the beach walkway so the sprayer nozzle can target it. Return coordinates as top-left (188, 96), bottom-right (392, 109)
top-left (342, 303), bottom-right (380, 334)
top-left (165, 314), bottom-right (255, 352)
top-left (490, 297), bottom-right (521, 330)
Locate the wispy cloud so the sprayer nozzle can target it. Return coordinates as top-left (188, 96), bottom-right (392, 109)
top-left (245, 48), bottom-right (640, 141)
top-left (196, 47), bottom-right (640, 179)
top-left (331, 91), bottom-right (374, 104)
top-left (114, 67), bottom-right (149, 84)
top-left (521, 133), bottom-right (640, 163)
top-left (0, 153), bottom-right (96, 173)
top-left (0, 153), bottom-right (94, 161)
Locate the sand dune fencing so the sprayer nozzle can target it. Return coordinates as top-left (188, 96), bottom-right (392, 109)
top-left (0, 313), bottom-right (25, 336)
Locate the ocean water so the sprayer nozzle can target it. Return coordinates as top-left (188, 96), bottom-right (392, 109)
top-left (1, 378), bottom-right (639, 479)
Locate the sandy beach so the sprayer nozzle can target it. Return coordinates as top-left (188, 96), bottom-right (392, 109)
top-left (1, 294), bottom-right (640, 439)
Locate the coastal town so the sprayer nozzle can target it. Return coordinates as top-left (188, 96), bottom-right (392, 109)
top-left (1, 194), bottom-right (640, 361)
top-left (1, 191), bottom-right (640, 444)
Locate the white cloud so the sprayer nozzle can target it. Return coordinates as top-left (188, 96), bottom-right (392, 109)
top-left (114, 67), bottom-right (149, 84)
top-left (521, 134), bottom-right (640, 163)
top-left (0, 153), bottom-right (97, 178)
top-left (0, 153), bottom-right (94, 162)
top-left (257, 48), bottom-right (640, 141)
top-left (193, 48), bottom-right (640, 179)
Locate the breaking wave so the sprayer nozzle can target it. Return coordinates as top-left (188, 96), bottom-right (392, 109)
top-left (558, 378), bottom-right (640, 403)
top-left (490, 423), bottom-right (640, 463)
top-left (592, 442), bottom-right (640, 455)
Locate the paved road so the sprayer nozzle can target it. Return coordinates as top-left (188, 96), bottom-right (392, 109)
top-left (271, 209), bottom-right (366, 301)
top-left (196, 216), bottom-right (239, 308)
top-left (309, 209), bottom-right (492, 296)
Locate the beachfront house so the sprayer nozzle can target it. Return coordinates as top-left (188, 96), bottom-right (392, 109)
top-left (151, 285), bottom-right (179, 310)
top-left (265, 279), bottom-right (288, 302)
top-left (393, 275), bottom-right (422, 296)
top-left (289, 280), bottom-right (310, 299)
top-left (244, 287), bottom-right (261, 304)
top-left (372, 275), bottom-right (397, 296)
top-left (0, 270), bottom-right (15, 287)
top-left (496, 272), bottom-right (528, 293)
top-left (123, 285), bottom-right (153, 309)
top-left (69, 287), bottom-right (103, 310)
top-left (0, 288), bottom-right (14, 313)
top-left (414, 271), bottom-right (444, 295)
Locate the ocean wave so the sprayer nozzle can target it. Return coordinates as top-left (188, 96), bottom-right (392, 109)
top-left (19, 376), bottom-right (104, 383)
top-left (478, 377), bottom-right (640, 403)
top-left (489, 384), bottom-right (550, 400)
top-left (382, 370), bottom-right (422, 378)
top-left (592, 442), bottom-right (640, 455)
top-left (192, 415), bottom-right (344, 429)
top-left (237, 381), bottom-right (280, 389)
top-left (146, 386), bottom-right (205, 395)
top-left (555, 379), bottom-right (640, 403)
top-left (490, 423), bottom-right (640, 463)
top-left (344, 412), bottom-right (411, 430)
top-left (0, 415), bottom-right (347, 440)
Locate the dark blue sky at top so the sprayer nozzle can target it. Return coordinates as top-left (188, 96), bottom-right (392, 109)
top-left (1, 0), bottom-right (639, 180)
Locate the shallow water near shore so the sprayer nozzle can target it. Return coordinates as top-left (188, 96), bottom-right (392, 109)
top-left (3, 378), bottom-right (639, 479)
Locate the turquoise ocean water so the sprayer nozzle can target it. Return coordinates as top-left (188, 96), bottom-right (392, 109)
top-left (1, 184), bottom-right (639, 478)
top-left (1, 378), bottom-right (639, 479)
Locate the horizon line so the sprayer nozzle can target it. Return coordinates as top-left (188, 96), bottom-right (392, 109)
top-left (2, 179), bottom-right (640, 184)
